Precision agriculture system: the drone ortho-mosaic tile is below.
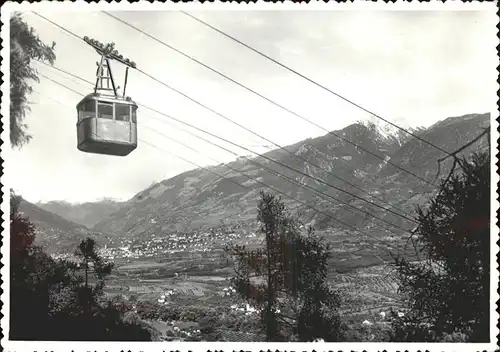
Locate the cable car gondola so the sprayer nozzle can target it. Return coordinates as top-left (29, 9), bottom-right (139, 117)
top-left (77, 37), bottom-right (138, 157)
top-left (76, 93), bottom-right (138, 156)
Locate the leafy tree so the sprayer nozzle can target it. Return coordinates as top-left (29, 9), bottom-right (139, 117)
top-left (10, 12), bottom-right (56, 147)
top-left (10, 190), bottom-right (35, 255)
top-left (9, 196), bottom-right (152, 340)
top-left (73, 237), bottom-right (114, 314)
top-left (9, 192), bottom-right (79, 339)
top-left (10, 191), bottom-right (46, 338)
top-left (8, 16), bottom-right (152, 340)
top-left (50, 238), bottom-right (154, 341)
top-left (199, 314), bottom-right (219, 335)
top-left (293, 228), bottom-right (343, 341)
top-left (225, 192), bottom-right (294, 341)
top-left (391, 152), bottom-right (490, 342)
top-left (343, 319), bottom-right (392, 342)
top-left (225, 191), bottom-right (343, 341)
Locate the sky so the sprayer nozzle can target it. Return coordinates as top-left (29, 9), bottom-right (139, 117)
top-left (8, 9), bottom-right (498, 203)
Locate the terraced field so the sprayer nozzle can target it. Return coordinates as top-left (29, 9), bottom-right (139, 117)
top-left (105, 251), bottom-right (402, 324)
top-left (99, 249), bottom-right (408, 342)
top-left (334, 265), bottom-right (402, 318)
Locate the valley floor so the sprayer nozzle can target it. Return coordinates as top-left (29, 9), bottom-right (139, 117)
top-left (103, 250), bottom-right (403, 341)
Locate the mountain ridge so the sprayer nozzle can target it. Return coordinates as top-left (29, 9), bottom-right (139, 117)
top-left (37, 199), bottom-right (125, 228)
top-left (35, 112), bottom-right (491, 253)
top-left (18, 200), bottom-right (92, 253)
top-left (93, 112), bottom-right (490, 237)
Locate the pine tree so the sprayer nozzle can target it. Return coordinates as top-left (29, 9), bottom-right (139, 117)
top-left (225, 191), bottom-right (343, 341)
top-left (73, 237), bottom-right (114, 314)
top-left (8, 15), bottom-right (152, 340)
top-left (9, 195), bottom-right (152, 341)
top-left (294, 228), bottom-right (343, 341)
top-left (9, 192), bottom-right (78, 340)
top-left (225, 192), bottom-right (290, 340)
top-left (391, 152), bottom-right (490, 342)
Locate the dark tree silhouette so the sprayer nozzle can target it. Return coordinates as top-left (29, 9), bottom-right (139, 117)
top-left (225, 192), bottom-right (288, 340)
top-left (9, 194), bottom-right (152, 341)
top-left (10, 12), bottom-right (56, 147)
top-left (73, 237), bottom-right (114, 314)
top-left (9, 191), bottom-right (79, 340)
top-left (10, 190), bottom-right (35, 255)
top-left (391, 152), bottom-right (490, 342)
top-left (8, 15), bottom-right (153, 340)
top-left (225, 191), bottom-right (343, 341)
top-left (293, 227), bottom-right (343, 341)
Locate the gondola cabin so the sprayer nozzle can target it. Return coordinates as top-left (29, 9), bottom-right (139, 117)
top-left (76, 93), bottom-right (138, 156)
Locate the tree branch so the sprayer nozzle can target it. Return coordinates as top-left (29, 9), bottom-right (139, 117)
top-left (434, 127), bottom-right (490, 183)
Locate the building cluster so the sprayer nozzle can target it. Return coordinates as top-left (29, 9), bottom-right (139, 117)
top-left (157, 289), bottom-right (177, 304)
top-left (221, 286), bottom-right (237, 297)
top-left (99, 229), bottom-right (262, 261)
top-left (230, 303), bottom-right (259, 316)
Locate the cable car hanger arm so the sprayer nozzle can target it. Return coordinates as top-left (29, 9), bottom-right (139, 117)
top-left (83, 36), bottom-right (137, 69)
top-left (84, 36), bottom-right (137, 99)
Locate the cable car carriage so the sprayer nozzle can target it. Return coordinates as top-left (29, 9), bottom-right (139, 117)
top-left (77, 37), bottom-right (138, 157)
top-left (77, 94), bottom-right (138, 156)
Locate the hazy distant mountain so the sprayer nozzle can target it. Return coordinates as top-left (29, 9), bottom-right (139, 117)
top-left (18, 200), bottom-right (95, 254)
top-left (37, 198), bottom-right (125, 228)
top-left (86, 113), bottom-right (490, 241)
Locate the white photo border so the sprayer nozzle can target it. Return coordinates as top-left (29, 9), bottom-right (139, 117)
top-left (1, 1), bottom-right (498, 352)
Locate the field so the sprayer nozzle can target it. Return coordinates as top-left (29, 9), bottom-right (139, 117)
top-left (97, 226), bottom-right (413, 341)
top-left (334, 265), bottom-right (402, 318)
top-left (102, 244), bottom-right (404, 341)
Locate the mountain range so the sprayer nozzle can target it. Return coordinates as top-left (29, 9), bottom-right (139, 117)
top-left (18, 200), bottom-right (93, 253)
top-left (36, 198), bottom-right (125, 228)
top-left (31, 112), bottom-right (490, 253)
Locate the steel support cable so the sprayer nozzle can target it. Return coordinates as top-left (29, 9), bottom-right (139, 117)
top-left (102, 11), bottom-right (423, 202)
top-left (34, 11), bottom-right (471, 241)
top-left (39, 73), bottom-right (83, 96)
top-left (39, 61), bottom-right (422, 227)
top-left (37, 74), bottom-right (253, 191)
top-left (38, 76), bottom-right (240, 230)
top-left (38, 66), bottom-right (412, 234)
top-left (126, 140), bottom-right (412, 256)
top-left (49, 39), bottom-right (458, 232)
top-left (134, 70), bottom-right (422, 223)
top-left (32, 11), bottom-right (416, 223)
top-left (37, 60), bottom-right (419, 227)
top-left (148, 123), bottom-right (411, 233)
top-left (181, 11), bottom-right (453, 157)
top-left (101, 11), bottom-right (425, 215)
top-left (182, 12), bottom-right (487, 234)
top-left (37, 59), bottom-right (421, 226)
top-left (40, 73), bottom-right (415, 257)
top-left (135, 69), bottom-right (417, 223)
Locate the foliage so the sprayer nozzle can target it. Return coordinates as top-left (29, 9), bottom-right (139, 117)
top-left (293, 228), bottom-right (343, 341)
top-left (199, 315), bottom-right (219, 334)
top-left (72, 237), bottom-right (114, 313)
top-left (391, 152), bottom-right (490, 342)
top-left (225, 191), bottom-right (343, 341)
top-left (10, 191), bottom-right (69, 339)
top-left (135, 302), bottom-right (187, 322)
top-left (160, 305), bottom-right (182, 321)
top-left (180, 306), bottom-right (206, 321)
top-left (135, 301), bottom-right (161, 320)
top-left (9, 194), bottom-right (152, 341)
top-left (10, 190), bottom-right (35, 256)
top-left (342, 320), bottom-right (392, 342)
top-left (10, 12), bottom-right (56, 147)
